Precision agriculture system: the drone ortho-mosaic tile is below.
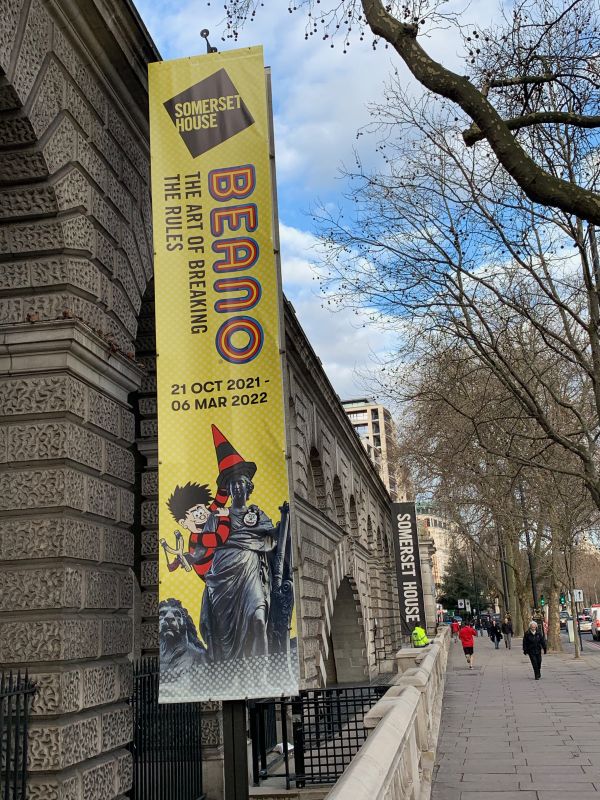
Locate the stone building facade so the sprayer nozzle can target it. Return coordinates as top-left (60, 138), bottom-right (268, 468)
top-left (0, 2), bottom-right (434, 798)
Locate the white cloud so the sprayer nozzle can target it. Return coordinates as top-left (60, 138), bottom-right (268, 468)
top-left (279, 221), bottom-right (396, 398)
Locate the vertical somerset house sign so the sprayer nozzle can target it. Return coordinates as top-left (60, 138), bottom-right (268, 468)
top-left (392, 501), bottom-right (427, 636)
top-left (149, 47), bottom-right (298, 702)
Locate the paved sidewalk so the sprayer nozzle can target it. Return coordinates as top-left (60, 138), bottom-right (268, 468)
top-left (432, 633), bottom-right (600, 799)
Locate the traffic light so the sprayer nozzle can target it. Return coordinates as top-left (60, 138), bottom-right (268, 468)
top-left (560, 592), bottom-right (566, 605)
top-left (540, 595), bottom-right (545, 607)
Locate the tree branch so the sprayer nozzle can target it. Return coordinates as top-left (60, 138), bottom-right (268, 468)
top-left (464, 111), bottom-right (600, 146)
top-left (360, 0), bottom-right (600, 225)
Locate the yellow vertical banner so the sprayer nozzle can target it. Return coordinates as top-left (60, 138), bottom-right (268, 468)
top-left (149, 47), bottom-right (298, 702)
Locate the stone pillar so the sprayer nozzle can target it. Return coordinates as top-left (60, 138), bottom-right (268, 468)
top-left (419, 536), bottom-right (438, 635)
top-left (0, 322), bottom-right (142, 799)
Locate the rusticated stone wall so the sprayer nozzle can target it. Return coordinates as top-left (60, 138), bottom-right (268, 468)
top-left (0, 0), bottom-right (155, 796)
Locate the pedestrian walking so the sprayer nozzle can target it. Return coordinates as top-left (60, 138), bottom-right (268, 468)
top-left (458, 621), bottom-right (477, 668)
top-left (522, 620), bottom-right (547, 680)
top-left (501, 616), bottom-right (513, 649)
top-left (487, 618), bottom-right (494, 638)
top-left (450, 619), bottom-right (460, 643)
top-left (490, 620), bottom-right (503, 649)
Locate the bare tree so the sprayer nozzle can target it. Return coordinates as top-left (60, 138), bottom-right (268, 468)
top-left (311, 69), bottom-right (600, 511)
top-left (221, 0), bottom-right (600, 222)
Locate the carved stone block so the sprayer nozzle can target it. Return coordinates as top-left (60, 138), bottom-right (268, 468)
top-left (118, 570), bottom-right (134, 608)
top-left (81, 757), bottom-right (116, 800)
top-left (114, 251), bottom-right (141, 314)
top-left (0, 375), bottom-right (85, 418)
top-left (29, 669), bottom-right (82, 716)
top-left (201, 716), bottom-right (223, 747)
top-left (53, 26), bottom-right (107, 122)
top-left (115, 750), bottom-right (133, 794)
top-left (84, 570), bottom-right (119, 609)
top-left (141, 470), bottom-right (158, 496)
top-left (140, 560), bottom-right (158, 587)
top-left (0, 618), bottom-right (100, 663)
top-left (28, 715), bottom-right (103, 771)
top-left (101, 706), bottom-right (132, 751)
top-left (54, 167), bottom-right (90, 212)
top-left (13, 0), bottom-right (52, 102)
top-left (141, 620), bottom-right (158, 651)
top-left (105, 170), bottom-right (131, 221)
top-left (77, 135), bottom-right (108, 191)
top-left (120, 224), bottom-right (145, 292)
top-left (141, 590), bottom-right (157, 618)
top-left (141, 500), bottom-right (158, 526)
top-left (0, 0), bottom-right (22, 72)
top-left (109, 283), bottom-right (137, 338)
top-left (0, 117), bottom-right (36, 147)
top-left (0, 151), bottom-right (47, 185)
top-left (0, 468), bottom-right (85, 513)
top-left (0, 566), bottom-right (84, 611)
top-left (43, 115), bottom-right (77, 174)
top-left (140, 419), bottom-right (158, 438)
top-left (102, 528), bottom-right (134, 566)
top-left (119, 488), bottom-right (134, 524)
top-left (0, 184), bottom-right (57, 219)
top-left (85, 474), bottom-right (118, 520)
top-left (138, 397), bottom-right (157, 417)
top-left (91, 121), bottom-right (122, 177)
top-left (140, 530), bottom-right (157, 557)
top-left (101, 617), bottom-right (132, 656)
top-left (65, 81), bottom-right (93, 136)
top-left (91, 191), bottom-right (120, 239)
top-left (0, 219), bottom-right (64, 255)
top-left (30, 58), bottom-right (65, 138)
top-left (106, 104), bottom-right (146, 181)
top-left (5, 421), bottom-right (102, 469)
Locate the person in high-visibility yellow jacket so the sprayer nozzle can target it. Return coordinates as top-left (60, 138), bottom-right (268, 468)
top-left (411, 625), bottom-right (430, 648)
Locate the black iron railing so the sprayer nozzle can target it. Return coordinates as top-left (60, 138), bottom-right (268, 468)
top-left (0, 671), bottom-right (35, 800)
top-left (130, 658), bottom-right (205, 800)
top-left (250, 684), bottom-right (388, 789)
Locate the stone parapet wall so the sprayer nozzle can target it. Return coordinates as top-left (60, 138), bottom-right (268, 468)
top-left (325, 627), bottom-right (450, 800)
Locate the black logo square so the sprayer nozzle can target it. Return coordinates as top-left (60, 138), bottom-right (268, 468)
top-left (164, 68), bottom-right (255, 158)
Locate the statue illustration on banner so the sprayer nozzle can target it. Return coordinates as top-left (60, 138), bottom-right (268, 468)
top-left (158, 424), bottom-right (295, 702)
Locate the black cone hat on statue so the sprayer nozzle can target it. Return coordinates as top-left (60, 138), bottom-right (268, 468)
top-left (211, 424), bottom-right (257, 486)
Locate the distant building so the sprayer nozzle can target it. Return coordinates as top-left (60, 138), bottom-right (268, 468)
top-left (342, 399), bottom-right (402, 500)
top-left (416, 502), bottom-right (456, 589)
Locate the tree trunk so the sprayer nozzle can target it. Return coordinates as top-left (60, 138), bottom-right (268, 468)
top-left (547, 589), bottom-right (562, 653)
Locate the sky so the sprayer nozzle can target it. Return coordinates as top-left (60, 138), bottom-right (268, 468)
top-left (133, 0), bottom-right (498, 399)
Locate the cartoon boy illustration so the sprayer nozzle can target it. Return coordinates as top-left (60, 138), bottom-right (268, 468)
top-left (161, 482), bottom-right (230, 579)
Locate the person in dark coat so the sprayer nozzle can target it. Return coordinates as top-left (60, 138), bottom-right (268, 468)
top-left (490, 620), bottom-right (503, 649)
top-left (501, 616), bottom-right (513, 649)
top-left (523, 620), bottom-right (547, 680)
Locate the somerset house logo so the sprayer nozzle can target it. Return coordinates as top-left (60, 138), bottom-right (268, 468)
top-left (163, 68), bottom-right (255, 158)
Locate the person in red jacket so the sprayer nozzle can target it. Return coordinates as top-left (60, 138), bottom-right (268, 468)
top-left (458, 621), bottom-right (477, 668)
top-left (450, 619), bottom-right (460, 643)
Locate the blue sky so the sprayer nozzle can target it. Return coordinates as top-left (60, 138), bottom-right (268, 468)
top-left (134, 0), bottom-right (497, 398)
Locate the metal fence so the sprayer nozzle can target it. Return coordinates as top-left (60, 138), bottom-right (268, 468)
top-left (250, 685), bottom-right (388, 789)
top-left (130, 658), bottom-right (205, 800)
top-left (0, 671), bottom-right (35, 800)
